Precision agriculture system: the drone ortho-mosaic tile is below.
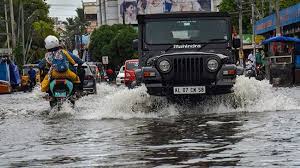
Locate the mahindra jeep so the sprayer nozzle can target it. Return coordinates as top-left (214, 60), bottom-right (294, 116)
top-left (134, 12), bottom-right (242, 96)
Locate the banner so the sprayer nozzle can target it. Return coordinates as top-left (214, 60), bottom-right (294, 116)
top-left (119, 0), bottom-right (212, 24)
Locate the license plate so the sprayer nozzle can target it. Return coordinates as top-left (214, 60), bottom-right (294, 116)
top-left (173, 86), bottom-right (206, 95)
top-left (54, 92), bottom-right (67, 97)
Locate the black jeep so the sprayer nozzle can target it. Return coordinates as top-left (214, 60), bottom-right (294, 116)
top-left (134, 12), bottom-right (242, 96)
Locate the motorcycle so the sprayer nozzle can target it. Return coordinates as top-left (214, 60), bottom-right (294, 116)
top-left (245, 61), bottom-right (256, 78)
top-left (244, 61), bottom-right (266, 80)
top-left (48, 79), bottom-right (75, 110)
top-left (255, 64), bottom-right (265, 81)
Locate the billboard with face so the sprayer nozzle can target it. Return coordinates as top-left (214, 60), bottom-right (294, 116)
top-left (119, 0), bottom-right (212, 24)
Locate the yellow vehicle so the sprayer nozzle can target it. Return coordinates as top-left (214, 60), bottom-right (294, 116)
top-left (21, 64), bottom-right (41, 90)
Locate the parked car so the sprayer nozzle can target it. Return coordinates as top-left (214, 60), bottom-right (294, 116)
top-left (124, 59), bottom-right (139, 87)
top-left (116, 65), bottom-right (125, 85)
top-left (75, 63), bottom-right (97, 94)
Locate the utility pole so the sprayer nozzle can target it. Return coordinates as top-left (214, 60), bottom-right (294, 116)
top-left (269, 0), bottom-right (273, 15)
top-left (275, 0), bottom-right (281, 36)
top-left (96, 0), bottom-right (101, 27)
top-left (9, 0), bottom-right (16, 61)
top-left (252, 0), bottom-right (256, 61)
top-left (238, 0), bottom-right (244, 67)
top-left (21, 2), bottom-right (25, 64)
top-left (103, 0), bottom-right (107, 25)
top-left (122, 0), bottom-right (126, 25)
top-left (4, 0), bottom-right (10, 48)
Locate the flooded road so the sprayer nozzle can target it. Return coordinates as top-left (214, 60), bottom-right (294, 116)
top-left (1, 77), bottom-right (300, 167)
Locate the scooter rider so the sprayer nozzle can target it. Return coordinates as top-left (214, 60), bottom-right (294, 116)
top-left (39, 35), bottom-right (84, 92)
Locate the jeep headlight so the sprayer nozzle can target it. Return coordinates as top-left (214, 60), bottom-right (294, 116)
top-left (207, 59), bottom-right (219, 72)
top-left (158, 60), bottom-right (171, 73)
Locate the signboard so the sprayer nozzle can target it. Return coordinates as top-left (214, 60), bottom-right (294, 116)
top-left (118, 0), bottom-right (212, 24)
top-left (102, 56), bottom-right (109, 65)
top-left (243, 34), bottom-right (266, 45)
top-left (255, 3), bottom-right (300, 35)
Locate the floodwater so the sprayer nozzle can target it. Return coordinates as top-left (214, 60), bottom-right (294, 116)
top-left (1, 76), bottom-right (300, 167)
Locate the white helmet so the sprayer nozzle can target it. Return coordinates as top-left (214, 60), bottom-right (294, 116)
top-left (44, 35), bottom-right (59, 49)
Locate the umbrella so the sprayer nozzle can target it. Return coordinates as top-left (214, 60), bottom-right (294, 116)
top-left (262, 36), bottom-right (300, 45)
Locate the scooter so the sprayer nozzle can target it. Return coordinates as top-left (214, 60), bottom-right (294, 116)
top-left (245, 61), bottom-right (256, 78)
top-left (255, 64), bottom-right (265, 81)
top-left (48, 79), bottom-right (76, 110)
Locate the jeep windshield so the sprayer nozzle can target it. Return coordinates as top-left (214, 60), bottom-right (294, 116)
top-left (145, 19), bottom-right (229, 45)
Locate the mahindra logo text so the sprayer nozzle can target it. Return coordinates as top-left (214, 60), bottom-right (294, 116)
top-left (173, 44), bottom-right (202, 49)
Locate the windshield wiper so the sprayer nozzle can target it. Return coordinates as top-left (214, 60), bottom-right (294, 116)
top-left (197, 39), bottom-right (227, 51)
top-left (176, 39), bottom-right (194, 43)
top-left (208, 38), bottom-right (227, 42)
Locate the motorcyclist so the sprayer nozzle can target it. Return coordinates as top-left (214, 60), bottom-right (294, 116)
top-left (39, 35), bottom-right (84, 92)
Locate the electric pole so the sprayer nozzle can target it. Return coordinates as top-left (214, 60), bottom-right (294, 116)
top-left (4, 0), bottom-right (10, 48)
top-left (275, 0), bottom-right (281, 36)
top-left (9, 0), bottom-right (16, 51)
top-left (21, 1), bottom-right (25, 64)
top-left (269, 0), bottom-right (273, 15)
top-left (103, 0), bottom-right (107, 25)
top-left (238, 0), bottom-right (244, 67)
top-left (252, 0), bottom-right (256, 60)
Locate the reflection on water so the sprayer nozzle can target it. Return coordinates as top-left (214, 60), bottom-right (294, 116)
top-left (1, 77), bottom-right (300, 167)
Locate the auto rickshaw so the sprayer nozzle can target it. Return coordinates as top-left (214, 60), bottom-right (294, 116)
top-left (21, 64), bottom-right (41, 91)
top-left (262, 36), bottom-right (300, 86)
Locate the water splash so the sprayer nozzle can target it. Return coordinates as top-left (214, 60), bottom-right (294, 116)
top-left (194, 76), bottom-right (300, 114)
top-left (1, 77), bottom-right (300, 119)
top-left (76, 83), bottom-right (179, 120)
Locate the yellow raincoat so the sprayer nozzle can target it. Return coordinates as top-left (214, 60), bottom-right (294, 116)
top-left (41, 50), bottom-right (80, 92)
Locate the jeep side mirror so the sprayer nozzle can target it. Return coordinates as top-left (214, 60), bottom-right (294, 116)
top-left (132, 39), bottom-right (138, 51)
top-left (233, 38), bottom-right (241, 48)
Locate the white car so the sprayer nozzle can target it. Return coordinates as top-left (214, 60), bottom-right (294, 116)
top-left (116, 66), bottom-right (125, 85)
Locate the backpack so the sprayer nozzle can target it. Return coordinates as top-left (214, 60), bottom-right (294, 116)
top-left (51, 50), bottom-right (69, 72)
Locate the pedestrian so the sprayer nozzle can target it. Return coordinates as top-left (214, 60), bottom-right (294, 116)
top-left (28, 66), bottom-right (36, 90)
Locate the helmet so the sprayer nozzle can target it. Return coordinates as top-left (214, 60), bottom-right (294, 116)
top-left (44, 35), bottom-right (59, 49)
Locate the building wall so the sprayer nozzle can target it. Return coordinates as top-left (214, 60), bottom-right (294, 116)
top-left (84, 2), bottom-right (98, 33)
top-left (211, 0), bottom-right (221, 12)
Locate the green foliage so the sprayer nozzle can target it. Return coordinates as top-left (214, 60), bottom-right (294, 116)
top-left (219, 0), bottom-right (300, 34)
top-left (279, 0), bottom-right (300, 9)
top-left (62, 8), bottom-right (90, 50)
top-left (89, 25), bottom-right (138, 67)
top-left (0, 0), bottom-right (55, 65)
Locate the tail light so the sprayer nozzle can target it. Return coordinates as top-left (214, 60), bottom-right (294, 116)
top-left (223, 70), bottom-right (236, 75)
top-left (85, 75), bottom-right (94, 80)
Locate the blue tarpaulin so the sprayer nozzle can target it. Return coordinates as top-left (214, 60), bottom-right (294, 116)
top-left (262, 36), bottom-right (300, 44)
top-left (0, 60), bottom-right (10, 82)
top-left (9, 63), bottom-right (21, 86)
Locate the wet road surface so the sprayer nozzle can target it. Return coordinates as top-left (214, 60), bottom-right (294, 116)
top-left (1, 77), bottom-right (300, 167)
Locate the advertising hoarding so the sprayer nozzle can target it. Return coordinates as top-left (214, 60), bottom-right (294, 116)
top-left (119, 0), bottom-right (212, 24)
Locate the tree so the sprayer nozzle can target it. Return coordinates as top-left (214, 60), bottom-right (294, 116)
top-left (62, 8), bottom-right (90, 50)
top-left (219, 0), bottom-right (300, 34)
top-left (89, 25), bottom-right (138, 68)
top-left (0, 0), bottom-right (55, 66)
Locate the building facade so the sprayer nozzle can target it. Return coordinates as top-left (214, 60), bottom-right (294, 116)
top-left (83, 2), bottom-right (98, 33)
top-left (255, 3), bottom-right (300, 38)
